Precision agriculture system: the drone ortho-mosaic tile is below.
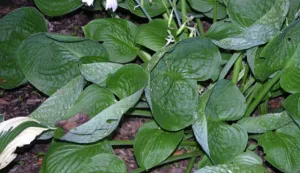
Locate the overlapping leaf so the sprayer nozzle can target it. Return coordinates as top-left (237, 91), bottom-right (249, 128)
top-left (284, 93), bottom-right (300, 127)
top-left (18, 33), bottom-right (108, 95)
top-left (83, 18), bottom-right (138, 63)
top-left (259, 123), bottom-right (300, 173)
top-left (193, 80), bottom-right (247, 164)
top-left (61, 64), bottom-right (148, 143)
top-left (0, 7), bottom-right (47, 89)
top-left (150, 37), bottom-right (221, 131)
top-left (134, 121), bottom-right (183, 169)
top-left (207, 0), bottom-right (289, 50)
top-left (126, 0), bottom-right (169, 17)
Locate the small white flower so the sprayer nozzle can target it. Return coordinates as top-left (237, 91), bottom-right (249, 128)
top-left (82, 0), bottom-right (94, 6)
top-left (105, 0), bottom-right (118, 12)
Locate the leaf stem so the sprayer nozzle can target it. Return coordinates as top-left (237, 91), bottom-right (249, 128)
top-left (137, 50), bottom-right (151, 63)
top-left (135, 0), bottom-right (152, 21)
top-left (109, 140), bottom-right (198, 147)
top-left (129, 151), bottom-right (203, 173)
top-left (213, 0), bottom-right (218, 23)
top-left (185, 156), bottom-right (196, 173)
top-left (126, 109), bottom-right (152, 118)
top-left (241, 64), bottom-right (249, 91)
top-left (196, 18), bottom-right (205, 36)
top-left (245, 71), bottom-right (282, 117)
top-left (219, 52), bottom-right (241, 80)
top-left (232, 55), bottom-right (243, 84)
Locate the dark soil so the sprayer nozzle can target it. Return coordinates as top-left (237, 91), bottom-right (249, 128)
top-left (0, 1), bottom-right (282, 173)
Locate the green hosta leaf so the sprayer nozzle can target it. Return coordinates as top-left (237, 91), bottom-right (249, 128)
top-left (150, 37), bottom-right (221, 131)
top-left (40, 140), bottom-right (112, 173)
top-left (0, 7), bottom-right (47, 89)
top-left (287, 0), bottom-right (300, 24)
top-left (227, 0), bottom-right (275, 28)
top-left (126, 0), bottom-right (169, 17)
top-left (62, 84), bottom-right (116, 119)
top-left (83, 18), bottom-right (138, 63)
top-left (188, 0), bottom-right (216, 12)
top-left (202, 3), bottom-right (227, 20)
top-left (208, 0), bottom-right (289, 50)
top-left (206, 80), bottom-right (246, 121)
top-left (61, 65), bottom-right (148, 143)
top-left (135, 19), bottom-right (168, 51)
top-left (106, 64), bottom-right (148, 99)
top-left (259, 123), bottom-right (300, 173)
top-left (196, 152), bottom-right (268, 173)
top-left (193, 90), bottom-right (248, 164)
top-left (237, 112), bottom-right (292, 133)
top-left (18, 33), bottom-right (108, 95)
top-left (134, 121), bottom-right (183, 169)
top-left (0, 117), bottom-right (48, 169)
top-left (284, 93), bottom-right (300, 127)
top-left (77, 153), bottom-right (127, 173)
top-left (80, 62), bottom-right (123, 86)
top-left (255, 19), bottom-right (300, 81)
top-left (206, 21), bottom-right (244, 40)
top-left (34, 0), bottom-right (83, 16)
top-left (29, 76), bottom-right (85, 128)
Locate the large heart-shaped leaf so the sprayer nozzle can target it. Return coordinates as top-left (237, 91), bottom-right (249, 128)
top-left (126, 0), bottom-right (169, 17)
top-left (284, 93), bottom-right (300, 127)
top-left (259, 123), bottom-right (300, 173)
top-left (195, 152), bottom-right (268, 173)
top-left (61, 65), bottom-right (148, 143)
top-left (134, 121), bottom-right (183, 169)
top-left (193, 89), bottom-right (248, 164)
top-left (206, 79), bottom-right (246, 121)
top-left (29, 76), bottom-right (85, 128)
top-left (0, 117), bottom-right (48, 169)
top-left (135, 19), bottom-right (168, 51)
top-left (255, 20), bottom-right (300, 81)
top-left (0, 7), bottom-right (47, 89)
top-left (40, 140), bottom-right (112, 173)
top-left (238, 112), bottom-right (292, 133)
top-left (150, 37), bottom-right (221, 131)
top-left (18, 33), bottom-right (107, 95)
top-left (207, 0), bottom-right (289, 50)
top-left (80, 62), bottom-right (123, 86)
top-left (83, 18), bottom-right (138, 63)
top-left (34, 0), bottom-right (83, 16)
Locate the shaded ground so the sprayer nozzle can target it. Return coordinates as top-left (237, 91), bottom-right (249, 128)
top-left (0, 1), bottom-right (282, 173)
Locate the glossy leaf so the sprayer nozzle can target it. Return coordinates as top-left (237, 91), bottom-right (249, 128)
top-left (62, 84), bottom-right (116, 119)
top-left (196, 152), bottom-right (268, 173)
top-left (61, 65), bottom-right (148, 143)
top-left (150, 37), bottom-right (221, 131)
top-left (0, 117), bottom-right (47, 169)
top-left (255, 19), bottom-right (300, 81)
top-left (29, 76), bottom-right (85, 128)
top-left (78, 153), bottom-right (127, 173)
top-left (135, 19), bottom-right (168, 51)
top-left (40, 140), bottom-right (112, 173)
top-left (193, 90), bottom-right (248, 164)
top-left (18, 33), bottom-right (107, 95)
top-left (34, 0), bottom-right (83, 16)
top-left (284, 93), bottom-right (300, 127)
top-left (237, 112), bottom-right (292, 133)
top-left (126, 0), bottom-right (169, 17)
top-left (80, 62), bottom-right (123, 86)
top-left (259, 123), bottom-right (300, 173)
top-left (188, 0), bottom-right (216, 12)
top-left (0, 7), bottom-right (47, 89)
top-left (208, 0), bottom-right (289, 50)
top-left (106, 64), bottom-right (148, 99)
top-left (134, 121), bottom-right (183, 169)
top-left (206, 80), bottom-right (246, 121)
top-left (83, 18), bottom-right (138, 63)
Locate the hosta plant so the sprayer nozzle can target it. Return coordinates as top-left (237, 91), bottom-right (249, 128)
top-left (1, 0), bottom-right (300, 172)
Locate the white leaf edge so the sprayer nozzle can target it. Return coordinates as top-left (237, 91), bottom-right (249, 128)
top-left (0, 117), bottom-right (48, 169)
